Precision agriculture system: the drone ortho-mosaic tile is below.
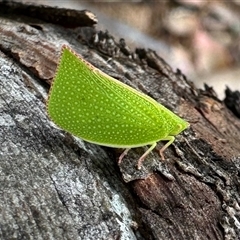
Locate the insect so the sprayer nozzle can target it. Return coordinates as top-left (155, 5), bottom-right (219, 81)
top-left (47, 45), bottom-right (189, 169)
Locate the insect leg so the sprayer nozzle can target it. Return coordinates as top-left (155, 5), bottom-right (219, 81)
top-left (118, 148), bottom-right (131, 165)
top-left (137, 142), bottom-right (157, 170)
top-left (159, 136), bottom-right (175, 160)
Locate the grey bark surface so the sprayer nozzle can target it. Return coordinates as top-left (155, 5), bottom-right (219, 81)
top-left (1, 2), bottom-right (240, 240)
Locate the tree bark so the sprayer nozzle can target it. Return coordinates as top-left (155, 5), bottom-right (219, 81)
top-left (0, 2), bottom-right (240, 240)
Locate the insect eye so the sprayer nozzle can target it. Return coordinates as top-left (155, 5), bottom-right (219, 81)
top-left (170, 123), bottom-right (183, 135)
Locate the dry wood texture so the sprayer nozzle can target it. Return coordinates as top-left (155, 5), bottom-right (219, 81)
top-left (0, 1), bottom-right (240, 240)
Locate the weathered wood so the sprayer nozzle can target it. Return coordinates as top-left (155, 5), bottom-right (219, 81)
top-left (0, 1), bottom-right (97, 28)
top-left (0, 2), bottom-right (240, 240)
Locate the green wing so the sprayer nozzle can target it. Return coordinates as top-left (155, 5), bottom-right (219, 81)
top-left (47, 46), bottom-right (188, 148)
